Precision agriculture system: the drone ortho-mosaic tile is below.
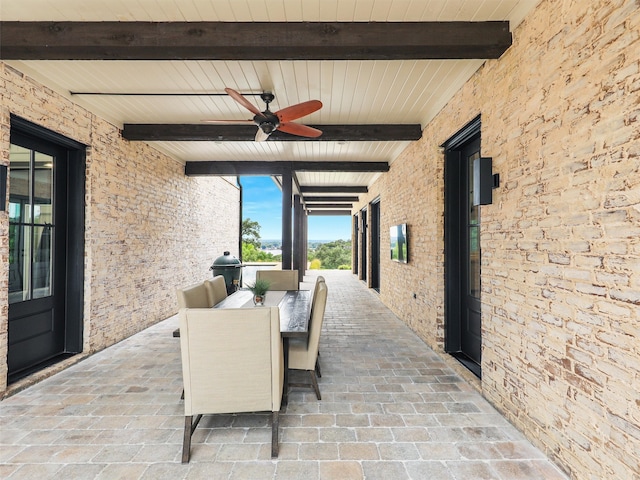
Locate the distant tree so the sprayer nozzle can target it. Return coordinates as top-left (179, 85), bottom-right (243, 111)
top-left (309, 239), bottom-right (352, 270)
top-left (242, 242), bottom-right (282, 263)
top-left (242, 218), bottom-right (261, 249)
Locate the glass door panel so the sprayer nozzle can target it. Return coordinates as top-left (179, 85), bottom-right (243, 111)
top-left (467, 152), bottom-right (481, 299)
top-left (9, 145), bottom-right (54, 304)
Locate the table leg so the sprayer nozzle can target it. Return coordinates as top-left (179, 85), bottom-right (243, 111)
top-left (282, 337), bottom-right (290, 407)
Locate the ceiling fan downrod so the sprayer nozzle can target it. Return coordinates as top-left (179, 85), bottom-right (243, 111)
top-left (255, 92), bottom-right (278, 133)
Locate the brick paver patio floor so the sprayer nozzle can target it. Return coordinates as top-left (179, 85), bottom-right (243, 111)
top-left (0, 271), bottom-right (568, 479)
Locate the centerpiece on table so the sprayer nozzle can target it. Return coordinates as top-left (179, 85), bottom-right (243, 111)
top-left (248, 279), bottom-right (270, 306)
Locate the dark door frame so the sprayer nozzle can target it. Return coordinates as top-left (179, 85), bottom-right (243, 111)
top-left (443, 115), bottom-right (482, 377)
top-left (8, 115), bottom-right (86, 382)
top-left (360, 207), bottom-right (367, 282)
top-left (352, 213), bottom-right (359, 275)
top-left (370, 198), bottom-right (381, 292)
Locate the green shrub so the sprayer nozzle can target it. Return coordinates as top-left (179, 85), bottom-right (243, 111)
top-left (242, 242), bottom-right (282, 262)
top-left (308, 239), bottom-right (351, 269)
top-left (309, 259), bottom-right (322, 270)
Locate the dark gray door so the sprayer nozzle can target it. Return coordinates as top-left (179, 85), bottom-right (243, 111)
top-left (460, 140), bottom-right (482, 364)
top-left (370, 200), bottom-right (381, 292)
top-left (8, 138), bottom-right (66, 378)
top-left (360, 208), bottom-right (367, 281)
top-left (353, 214), bottom-right (359, 275)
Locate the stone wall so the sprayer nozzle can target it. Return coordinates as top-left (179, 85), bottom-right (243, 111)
top-left (355, 0), bottom-right (640, 478)
top-left (0, 63), bottom-right (240, 395)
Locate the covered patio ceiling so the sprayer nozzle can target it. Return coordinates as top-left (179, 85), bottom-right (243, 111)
top-left (1, 0), bottom-right (540, 214)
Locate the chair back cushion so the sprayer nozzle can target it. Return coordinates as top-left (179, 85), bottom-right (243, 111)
top-left (205, 275), bottom-right (228, 305)
top-left (176, 282), bottom-right (212, 308)
top-left (288, 281), bottom-right (327, 370)
top-left (256, 270), bottom-right (299, 290)
top-left (310, 276), bottom-right (325, 314)
top-left (179, 306), bottom-right (283, 416)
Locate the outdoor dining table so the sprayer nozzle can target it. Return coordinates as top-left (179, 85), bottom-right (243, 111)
top-left (174, 289), bottom-right (311, 406)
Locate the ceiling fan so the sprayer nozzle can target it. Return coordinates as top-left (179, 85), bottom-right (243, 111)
top-left (205, 88), bottom-right (323, 142)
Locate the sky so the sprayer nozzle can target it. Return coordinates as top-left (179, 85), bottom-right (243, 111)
top-left (240, 176), bottom-right (352, 242)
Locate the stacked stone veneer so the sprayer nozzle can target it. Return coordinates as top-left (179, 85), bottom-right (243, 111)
top-left (355, 1), bottom-right (640, 478)
top-left (0, 63), bottom-right (240, 395)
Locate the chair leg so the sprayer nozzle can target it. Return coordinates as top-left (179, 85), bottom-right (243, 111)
top-left (315, 357), bottom-right (322, 378)
top-left (310, 370), bottom-right (321, 400)
top-left (271, 411), bottom-right (279, 458)
top-left (182, 416), bottom-right (193, 463)
top-left (182, 414), bottom-right (203, 463)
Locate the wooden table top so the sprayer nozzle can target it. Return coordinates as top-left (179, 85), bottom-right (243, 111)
top-left (174, 289), bottom-right (311, 338)
top-left (215, 289), bottom-right (311, 337)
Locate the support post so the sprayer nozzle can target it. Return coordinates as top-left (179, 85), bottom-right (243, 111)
top-left (281, 171), bottom-right (293, 269)
top-left (302, 211), bottom-right (308, 279)
top-left (293, 195), bottom-right (302, 275)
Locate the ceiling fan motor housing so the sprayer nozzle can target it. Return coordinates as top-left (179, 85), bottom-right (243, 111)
top-left (254, 111), bottom-right (279, 133)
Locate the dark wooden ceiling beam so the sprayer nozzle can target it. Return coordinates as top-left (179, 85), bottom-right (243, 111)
top-left (122, 124), bottom-right (422, 142)
top-left (304, 196), bottom-right (360, 202)
top-left (306, 203), bottom-right (353, 208)
top-left (295, 162), bottom-right (388, 172)
top-left (185, 161), bottom-right (388, 176)
top-left (1, 21), bottom-right (511, 60)
top-left (307, 210), bottom-right (352, 216)
top-left (300, 186), bottom-right (368, 194)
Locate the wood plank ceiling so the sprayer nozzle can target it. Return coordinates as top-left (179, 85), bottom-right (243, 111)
top-left (0, 0), bottom-right (540, 214)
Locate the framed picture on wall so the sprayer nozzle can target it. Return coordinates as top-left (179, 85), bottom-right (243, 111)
top-left (390, 224), bottom-right (408, 263)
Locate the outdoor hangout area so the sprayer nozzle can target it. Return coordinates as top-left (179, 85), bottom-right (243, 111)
top-left (0, 271), bottom-right (567, 479)
top-left (1, 2), bottom-right (638, 479)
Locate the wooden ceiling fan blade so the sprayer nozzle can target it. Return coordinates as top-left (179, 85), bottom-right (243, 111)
top-left (278, 122), bottom-right (323, 138)
top-left (225, 87), bottom-right (265, 117)
top-left (276, 100), bottom-right (322, 122)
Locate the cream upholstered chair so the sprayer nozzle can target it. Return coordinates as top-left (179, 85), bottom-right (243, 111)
top-left (205, 275), bottom-right (227, 306)
top-left (176, 282), bottom-right (212, 309)
top-left (309, 276), bottom-right (325, 377)
top-left (175, 280), bottom-right (222, 400)
top-left (179, 306), bottom-right (284, 461)
top-left (256, 269), bottom-right (299, 290)
top-left (288, 280), bottom-right (327, 400)
top-left (311, 276), bottom-right (325, 310)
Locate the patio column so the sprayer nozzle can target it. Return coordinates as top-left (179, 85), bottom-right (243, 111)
top-left (281, 170), bottom-right (292, 269)
top-left (302, 209), bottom-right (308, 277)
top-left (293, 194), bottom-right (305, 280)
